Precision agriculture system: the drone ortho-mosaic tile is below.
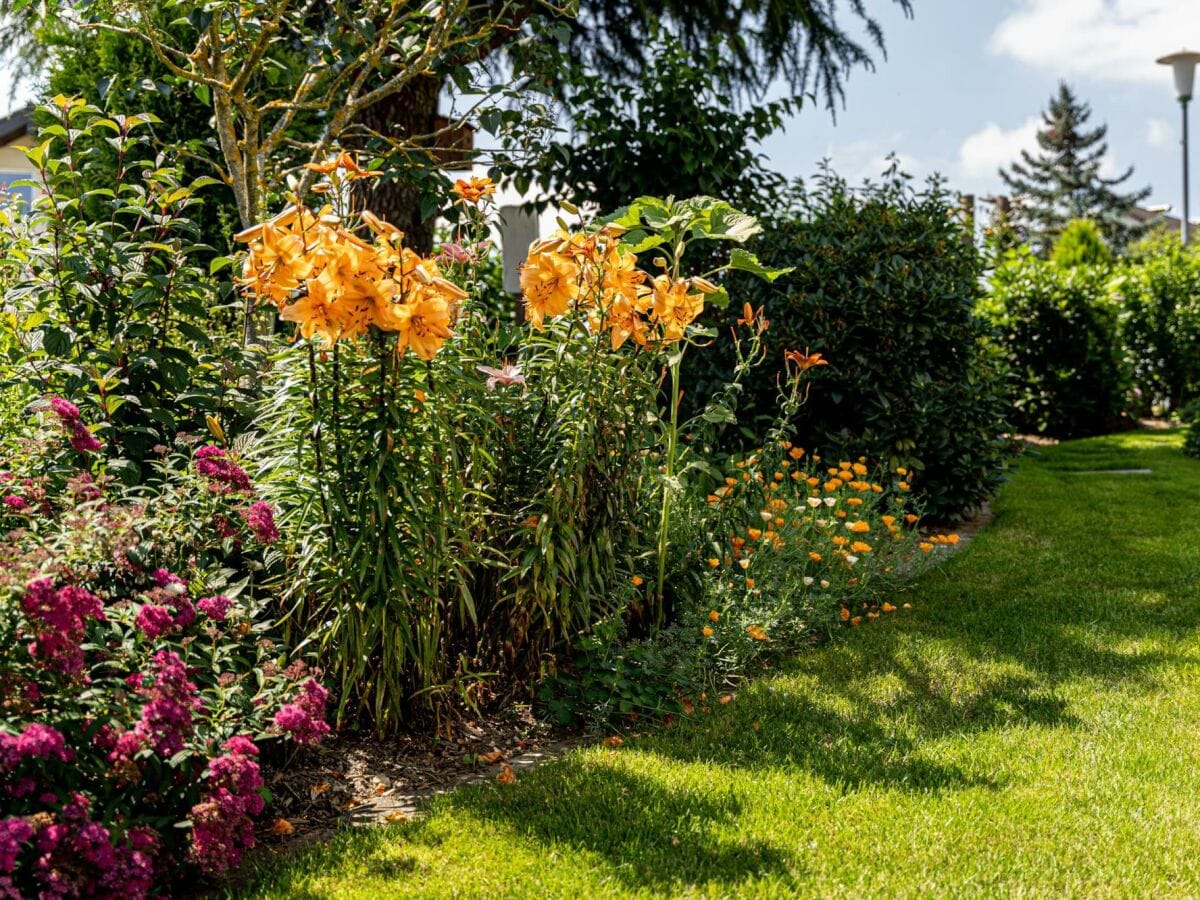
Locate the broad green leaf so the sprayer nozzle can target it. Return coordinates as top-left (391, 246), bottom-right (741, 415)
top-left (728, 248), bottom-right (794, 283)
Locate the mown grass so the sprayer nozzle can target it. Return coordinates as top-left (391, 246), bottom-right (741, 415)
top-left (235, 430), bottom-right (1200, 898)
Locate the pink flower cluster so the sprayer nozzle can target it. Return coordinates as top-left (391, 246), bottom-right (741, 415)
top-left (273, 678), bottom-right (330, 745)
top-left (0, 724), bottom-right (72, 773)
top-left (134, 569), bottom-right (195, 640)
top-left (20, 578), bottom-right (104, 676)
top-left (6, 794), bottom-right (157, 898)
top-left (194, 445), bottom-right (252, 494)
top-left (196, 594), bottom-right (232, 621)
top-left (241, 501), bottom-right (279, 545)
top-left (187, 736), bottom-right (264, 875)
top-left (49, 396), bottom-right (103, 454)
top-left (112, 651), bottom-right (201, 761)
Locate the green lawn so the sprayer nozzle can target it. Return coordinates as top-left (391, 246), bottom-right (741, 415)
top-left (237, 430), bottom-right (1200, 898)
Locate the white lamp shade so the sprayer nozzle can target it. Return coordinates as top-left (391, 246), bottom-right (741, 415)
top-left (1158, 50), bottom-right (1200, 100)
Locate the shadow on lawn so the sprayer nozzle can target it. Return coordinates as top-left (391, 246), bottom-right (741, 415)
top-left (404, 760), bottom-right (796, 894)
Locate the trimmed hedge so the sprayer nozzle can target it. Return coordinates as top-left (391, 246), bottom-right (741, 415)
top-left (981, 252), bottom-right (1129, 438)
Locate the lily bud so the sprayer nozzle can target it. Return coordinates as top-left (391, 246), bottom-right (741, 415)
top-left (691, 277), bottom-right (720, 294)
top-left (599, 222), bottom-right (628, 237)
top-left (653, 256), bottom-right (668, 269)
top-left (560, 200), bottom-right (580, 214)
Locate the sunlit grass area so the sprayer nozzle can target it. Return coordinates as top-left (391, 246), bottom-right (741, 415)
top-left (237, 430), bottom-right (1200, 898)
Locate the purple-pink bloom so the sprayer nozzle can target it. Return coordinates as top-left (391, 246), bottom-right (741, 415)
top-left (68, 420), bottom-right (103, 453)
top-left (1, 496), bottom-right (27, 512)
top-left (241, 501), bottom-right (279, 545)
top-left (20, 579), bottom-right (104, 675)
top-left (187, 737), bottom-right (265, 875)
top-left (194, 445), bottom-right (253, 494)
top-left (130, 650), bottom-right (201, 757)
top-left (48, 397), bottom-right (80, 421)
top-left (0, 819), bottom-right (32, 874)
top-left (273, 678), bottom-right (330, 745)
top-left (197, 595), bottom-right (233, 622)
top-left (135, 604), bottom-right (175, 640)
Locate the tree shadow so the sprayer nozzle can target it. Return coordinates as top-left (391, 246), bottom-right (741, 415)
top-left (412, 759), bottom-right (798, 894)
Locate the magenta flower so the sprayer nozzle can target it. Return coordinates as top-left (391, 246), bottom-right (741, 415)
top-left (187, 737), bottom-right (264, 875)
top-left (273, 678), bottom-right (330, 745)
top-left (135, 604), bottom-right (175, 640)
top-left (48, 397), bottom-right (80, 421)
top-left (20, 579), bottom-right (104, 675)
top-left (194, 445), bottom-right (253, 494)
top-left (2, 495), bottom-right (28, 512)
top-left (241, 501), bottom-right (279, 545)
top-left (197, 595), bottom-right (233, 622)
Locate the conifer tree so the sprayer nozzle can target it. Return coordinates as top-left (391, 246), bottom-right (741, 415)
top-left (1000, 82), bottom-right (1150, 252)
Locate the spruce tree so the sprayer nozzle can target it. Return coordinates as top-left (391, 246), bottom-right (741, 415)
top-left (1000, 82), bottom-right (1151, 252)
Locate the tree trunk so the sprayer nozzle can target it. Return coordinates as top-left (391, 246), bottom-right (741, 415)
top-left (352, 75), bottom-right (442, 255)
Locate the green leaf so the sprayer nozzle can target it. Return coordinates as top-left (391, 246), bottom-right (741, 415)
top-left (727, 248), bottom-right (793, 283)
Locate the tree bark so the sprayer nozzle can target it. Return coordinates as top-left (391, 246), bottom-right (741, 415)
top-left (352, 74), bottom-right (443, 255)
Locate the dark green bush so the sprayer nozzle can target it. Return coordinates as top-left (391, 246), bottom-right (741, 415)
top-left (1115, 236), bottom-right (1200, 415)
top-left (1185, 418), bottom-right (1200, 459)
top-left (688, 168), bottom-right (1012, 520)
top-left (982, 251), bottom-right (1129, 438)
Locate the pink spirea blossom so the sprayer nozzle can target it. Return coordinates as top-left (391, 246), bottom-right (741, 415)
top-left (273, 678), bottom-right (330, 745)
top-left (1, 496), bottom-right (27, 512)
top-left (241, 501), bottom-right (279, 545)
top-left (129, 650), bottom-right (202, 758)
top-left (197, 595), bottom-right (232, 622)
top-left (194, 445), bottom-right (253, 494)
top-left (0, 819), bottom-right (32, 874)
top-left (187, 737), bottom-right (264, 875)
top-left (134, 604), bottom-right (175, 640)
top-left (0, 724), bottom-right (72, 772)
top-left (22, 794), bottom-right (157, 897)
top-left (48, 397), bottom-right (103, 453)
top-left (48, 397), bottom-right (80, 421)
top-left (20, 579), bottom-right (104, 675)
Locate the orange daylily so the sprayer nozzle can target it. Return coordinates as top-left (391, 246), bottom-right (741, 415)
top-left (451, 176), bottom-right (496, 204)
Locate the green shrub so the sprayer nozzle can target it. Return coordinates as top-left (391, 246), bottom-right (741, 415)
top-left (1185, 418), bottom-right (1200, 459)
top-left (0, 98), bottom-right (259, 481)
top-left (687, 168), bottom-right (1012, 520)
top-left (1115, 237), bottom-right (1200, 414)
top-left (982, 251), bottom-right (1129, 437)
top-left (1050, 218), bottom-right (1112, 268)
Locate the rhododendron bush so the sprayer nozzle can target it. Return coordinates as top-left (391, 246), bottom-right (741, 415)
top-left (0, 406), bottom-right (326, 897)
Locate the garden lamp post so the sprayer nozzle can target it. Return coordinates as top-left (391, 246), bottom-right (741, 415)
top-left (1157, 50), bottom-right (1200, 244)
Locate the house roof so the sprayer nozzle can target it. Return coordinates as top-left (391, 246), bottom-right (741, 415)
top-left (0, 107), bottom-right (34, 147)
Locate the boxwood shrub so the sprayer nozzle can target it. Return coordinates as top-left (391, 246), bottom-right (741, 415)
top-left (688, 169), bottom-right (1012, 520)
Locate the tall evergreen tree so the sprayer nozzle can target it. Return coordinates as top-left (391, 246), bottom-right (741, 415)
top-left (1000, 82), bottom-right (1151, 252)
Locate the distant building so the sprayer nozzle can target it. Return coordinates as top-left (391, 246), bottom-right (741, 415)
top-left (0, 107), bottom-right (37, 210)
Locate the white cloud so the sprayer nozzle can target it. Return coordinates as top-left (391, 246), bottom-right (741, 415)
top-left (991, 0), bottom-right (1200, 85)
top-left (957, 117), bottom-right (1041, 179)
top-left (1147, 116), bottom-right (1175, 148)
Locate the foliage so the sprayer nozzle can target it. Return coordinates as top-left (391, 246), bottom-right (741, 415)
top-left (40, 18), bottom-right (242, 255)
top-left (1114, 237), bottom-right (1200, 414)
top-left (241, 167), bottom-right (789, 732)
top-left (0, 99), bottom-right (259, 479)
top-left (543, 433), bottom-right (959, 728)
top-left (513, 31), bottom-right (796, 216)
top-left (553, 0), bottom-right (912, 111)
top-left (689, 167), bottom-right (1012, 520)
top-left (999, 82), bottom-right (1151, 252)
top-left (0, 401), bottom-right (325, 897)
top-left (1050, 218), bottom-right (1112, 268)
top-left (1184, 418), bottom-right (1200, 459)
top-left (982, 250), bottom-right (1129, 438)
